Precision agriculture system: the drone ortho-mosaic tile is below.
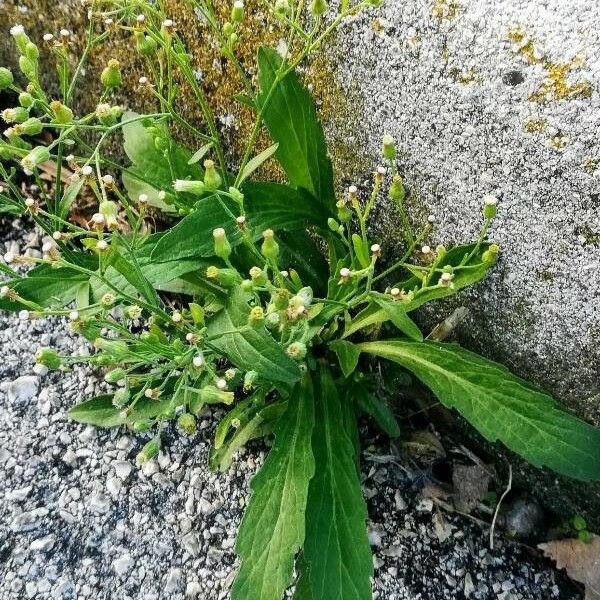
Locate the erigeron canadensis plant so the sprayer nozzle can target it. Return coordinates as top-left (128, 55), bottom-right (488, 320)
top-left (1, 1), bottom-right (600, 598)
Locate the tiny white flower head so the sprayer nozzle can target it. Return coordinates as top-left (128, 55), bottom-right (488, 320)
top-left (280, 270), bottom-right (289, 278)
top-left (163, 19), bottom-right (174, 28)
top-left (0, 285), bottom-right (10, 297)
top-left (10, 25), bottom-right (25, 36)
top-left (236, 215), bottom-right (246, 225)
top-left (138, 193), bottom-right (148, 204)
top-left (340, 267), bottom-right (351, 278)
top-left (60, 29), bottom-right (70, 38)
top-left (215, 378), bottom-right (227, 390)
top-left (421, 245), bottom-right (431, 254)
top-left (52, 231), bottom-right (62, 241)
top-left (19, 309), bottom-right (30, 321)
top-left (101, 174), bottom-right (114, 185)
top-left (101, 293), bottom-right (115, 306)
top-left (42, 241), bottom-right (55, 253)
top-left (192, 354), bottom-right (204, 368)
top-left (171, 311), bottom-right (183, 323)
top-left (104, 18), bottom-right (114, 26)
top-left (126, 304), bottom-right (142, 319)
top-left (65, 154), bottom-right (75, 162)
top-left (136, 14), bottom-right (146, 24)
top-left (25, 197), bottom-right (35, 208)
top-left (390, 287), bottom-right (401, 298)
top-left (371, 243), bottom-right (381, 255)
top-left (483, 194), bottom-right (497, 206)
top-left (138, 76), bottom-right (148, 85)
top-left (91, 212), bottom-right (105, 225)
top-left (377, 166), bottom-right (386, 175)
top-left (427, 215), bottom-right (436, 223)
top-left (81, 165), bottom-right (93, 176)
top-left (185, 332), bottom-right (195, 342)
top-left (69, 310), bottom-right (80, 321)
top-left (213, 227), bottom-right (226, 240)
top-left (157, 191), bottom-right (166, 201)
top-left (3, 252), bottom-right (15, 264)
top-left (144, 388), bottom-right (155, 399)
top-left (43, 33), bottom-right (54, 42)
top-left (96, 239), bottom-right (108, 251)
top-left (348, 185), bottom-right (358, 195)
top-left (95, 103), bottom-right (111, 119)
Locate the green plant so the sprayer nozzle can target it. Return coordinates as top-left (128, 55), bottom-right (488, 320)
top-left (1, 2), bottom-right (599, 599)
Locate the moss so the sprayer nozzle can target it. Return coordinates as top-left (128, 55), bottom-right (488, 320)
top-left (575, 225), bottom-right (600, 246)
top-left (523, 119), bottom-right (547, 134)
top-left (583, 157), bottom-right (599, 174)
top-left (432, 0), bottom-right (463, 21)
top-left (537, 269), bottom-right (555, 283)
top-left (449, 67), bottom-right (480, 85)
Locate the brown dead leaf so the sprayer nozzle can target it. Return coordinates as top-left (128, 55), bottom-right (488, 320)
top-left (539, 535), bottom-right (600, 600)
top-left (403, 430), bottom-right (446, 463)
top-left (452, 463), bottom-right (491, 512)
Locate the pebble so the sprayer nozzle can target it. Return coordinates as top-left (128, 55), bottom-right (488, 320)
top-left (7, 375), bottom-right (39, 404)
top-left (113, 554), bottom-right (135, 577)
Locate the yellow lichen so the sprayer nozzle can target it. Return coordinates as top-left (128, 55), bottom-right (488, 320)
top-left (371, 18), bottom-right (387, 34)
top-left (583, 158), bottom-right (599, 174)
top-left (549, 135), bottom-right (568, 150)
top-left (432, 0), bottom-right (462, 21)
top-left (508, 28), bottom-right (544, 64)
top-left (449, 68), bottom-right (479, 85)
top-left (523, 119), bottom-right (547, 134)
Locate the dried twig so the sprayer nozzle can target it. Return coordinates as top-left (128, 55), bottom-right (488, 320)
top-left (489, 465), bottom-right (512, 550)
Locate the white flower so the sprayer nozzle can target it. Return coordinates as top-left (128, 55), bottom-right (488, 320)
top-left (91, 213), bottom-right (105, 225)
top-left (172, 311), bottom-right (182, 323)
top-left (24, 197), bottom-right (35, 208)
top-left (43, 33), bottom-right (54, 42)
top-left (96, 240), bottom-right (108, 251)
top-left (236, 215), bottom-right (246, 225)
top-left (101, 174), bottom-right (114, 185)
top-left (192, 354), bottom-right (204, 368)
top-left (215, 378), bottom-right (227, 390)
top-left (81, 165), bottom-right (93, 176)
top-left (280, 270), bottom-right (289, 278)
top-left (69, 310), bottom-right (79, 321)
top-left (42, 242), bottom-right (55, 253)
top-left (421, 245), bottom-right (431, 254)
top-left (59, 29), bottom-right (70, 38)
top-left (0, 285), bottom-right (10, 297)
top-left (138, 193), bottom-right (148, 204)
top-left (52, 231), bottom-right (62, 241)
top-left (138, 76), bottom-right (148, 85)
top-left (65, 154), bottom-right (75, 162)
top-left (136, 14), bottom-right (146, 24)
top-left (348, 185), bottom-right (358, 195)
top-left (10, 25), bottom-right (25, 36)
top-left (104, 18), bottom-right (113, 26)
top-left (371, 243), bottom-right (381, 255)
top-left (163, 19), bottom-right (174, 28)
top-left (428, 215), bottom-right (436, 223)
top-left (483, 194), bottom-right (497, 206)
top-left (95, 103), bottom-right (111, 119)
top-left (340, 267), bottom-right (351, 278)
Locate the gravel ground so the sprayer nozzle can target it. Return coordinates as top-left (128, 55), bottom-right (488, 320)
top-left (0, 220), bottom-right (582, 600)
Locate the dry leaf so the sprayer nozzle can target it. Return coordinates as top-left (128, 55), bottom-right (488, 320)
top-left (539, 535), bottom-right (600, 600)
top-left (403, 430), bottom-right (446, 462)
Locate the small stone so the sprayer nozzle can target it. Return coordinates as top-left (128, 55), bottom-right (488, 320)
top-left (62, 449), bottom-right (77, 466)
top-left (88, 492), bottom-right (111, 514)
top-left (7, 485), bottom-right (32, 502)
top-left (7, 376), bottom-right (39, 404)
top-left (106, 477), bottom-right (122, 496)
top-left (186, 581), bottom-right (202, 598)
top-left (113, 554), bottom-right (134, 576)
top-left (30, 534), bottom-right (56, 553)
top-left (181, 532), bottom-right (200, 557)
top-left (113, 461), bottom-right (133, 480)
top-left (165, 568), bottom-right (182, 593)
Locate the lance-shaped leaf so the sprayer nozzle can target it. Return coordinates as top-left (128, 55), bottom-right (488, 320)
top-left (358, 340), bottom-right (600, 481)
top-left (232, 377), bottom-right (315, 600)
top-left (297, 367), bottom-right (373, 599)
top-left (207, 287), bottom-right (301, 385)
top-left (257, 46), bottom-right (335, 209)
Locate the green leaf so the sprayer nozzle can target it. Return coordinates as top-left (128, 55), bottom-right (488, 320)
top-left (359, 340), bottom-right (600, 481)
top-left (58, 176), bottom-right (84, 220)
top-left (370, 295), bottom-right (423, 342)
top-left (68, 393), bottom-right (172, 428)
top-left (257, 46), bottom-right (335, 208)
top-left (352, 234), bottom-right (370, 268)
top-left (207, 287), bottom-right (301, 385)
top-left (354, 385), bottom-right (400, 439)
top-left (299, 367), bottom-right (373, 599)
top-left (329, 340), bottom-right (361, 378)
top-left (0, 256), bottom-right (96, 311)
top-left (188, 142), bottom-right (213, 164)
top-left (342, 303), bottom-right (386, 339)
top-left (232, 377), bottom-right (315, 600)
top-left (239, 143), bottom-right (279, 183)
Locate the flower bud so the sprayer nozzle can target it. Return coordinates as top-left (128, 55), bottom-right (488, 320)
top-left (101, 59), bottom-right (122, 88)
top-left (0, 67), bottom-right (14, 90)
top-left (327, 217), bottom-right (339, 232)
top-left (212, 228), bottom-right (231, 260)
top-left (192, 353), bottom-right (205, 368)
top-left (311, 0), bottom-right (328, 17)
top-left (18, 91), bottom-right (33, 107)
top-left (178, 412), bottom-right (197, 435)
top-left (99, 200), bottom-right (119, 229)
top-left (50, 100), bottom-right (74, 124)
top-left (249, 266), bottom-right (268, 286)
top-left (287, 341), bottom-right (307, 360)
top-left (135, 32), bottom-right (157, 56)
top-left (271, 288), bottom-right (290, 310)
top-left (261, 229), bottom-right (279, 261)
top-left (112, 387), bottom-right (130, 408)
top-left (203, 159), bottom-right (222, 190)
top-left (20, 117), bottom-right (43, 135)
top-left (389, 175), bottom-right (405, 204)
top-left (248, 305), bottom-right (265, 327)
top-left (339, 267), bottom-right (351, 284)
top-left (231, 1), bottom-right (244, 23)
top-left (199, 385), bottom-right (234, 407)
top-left (10, 25), bottom-right (30, 53)
top-left (136, 438), bottom-right (160, 465)
top-left (21, 145), bottom-right (50, 170)
top-left (173, 179), bottom-right (206, 196)
top-left (104, 368), bottom-right (127, 383)
top-left (382, 134), bottom-right (396, 161)
top-left (483, 194), bottom-right (498, 219)
top-left (265, 312), bottom-right (280, 329)
top-left (101, 293), bottom-right (115, 307)
top-left (126, 305), bottom-right (143, 319)
top-left (228, 186), bottom-right (244, 204)
top-left (482, 243), bottom-right (500, 264)
top-left (295, 287), bottom-right (313, 307)
top-left (2, 107), bottom-right (28, 124)
top-left (35, 347), bottom-right (61, 370)
top-left (25, 42), bottom-right (39, 61)
top-left (274, 0), bottom-right (292, 17)
top-left (18, 55), bottom-right (36, 80)
top-left (336, 199), bottom-right (352, 223)
top-left (243, 370), bottom-right (258, 391)
top-left (188, 302), bottom-right (205, 326)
